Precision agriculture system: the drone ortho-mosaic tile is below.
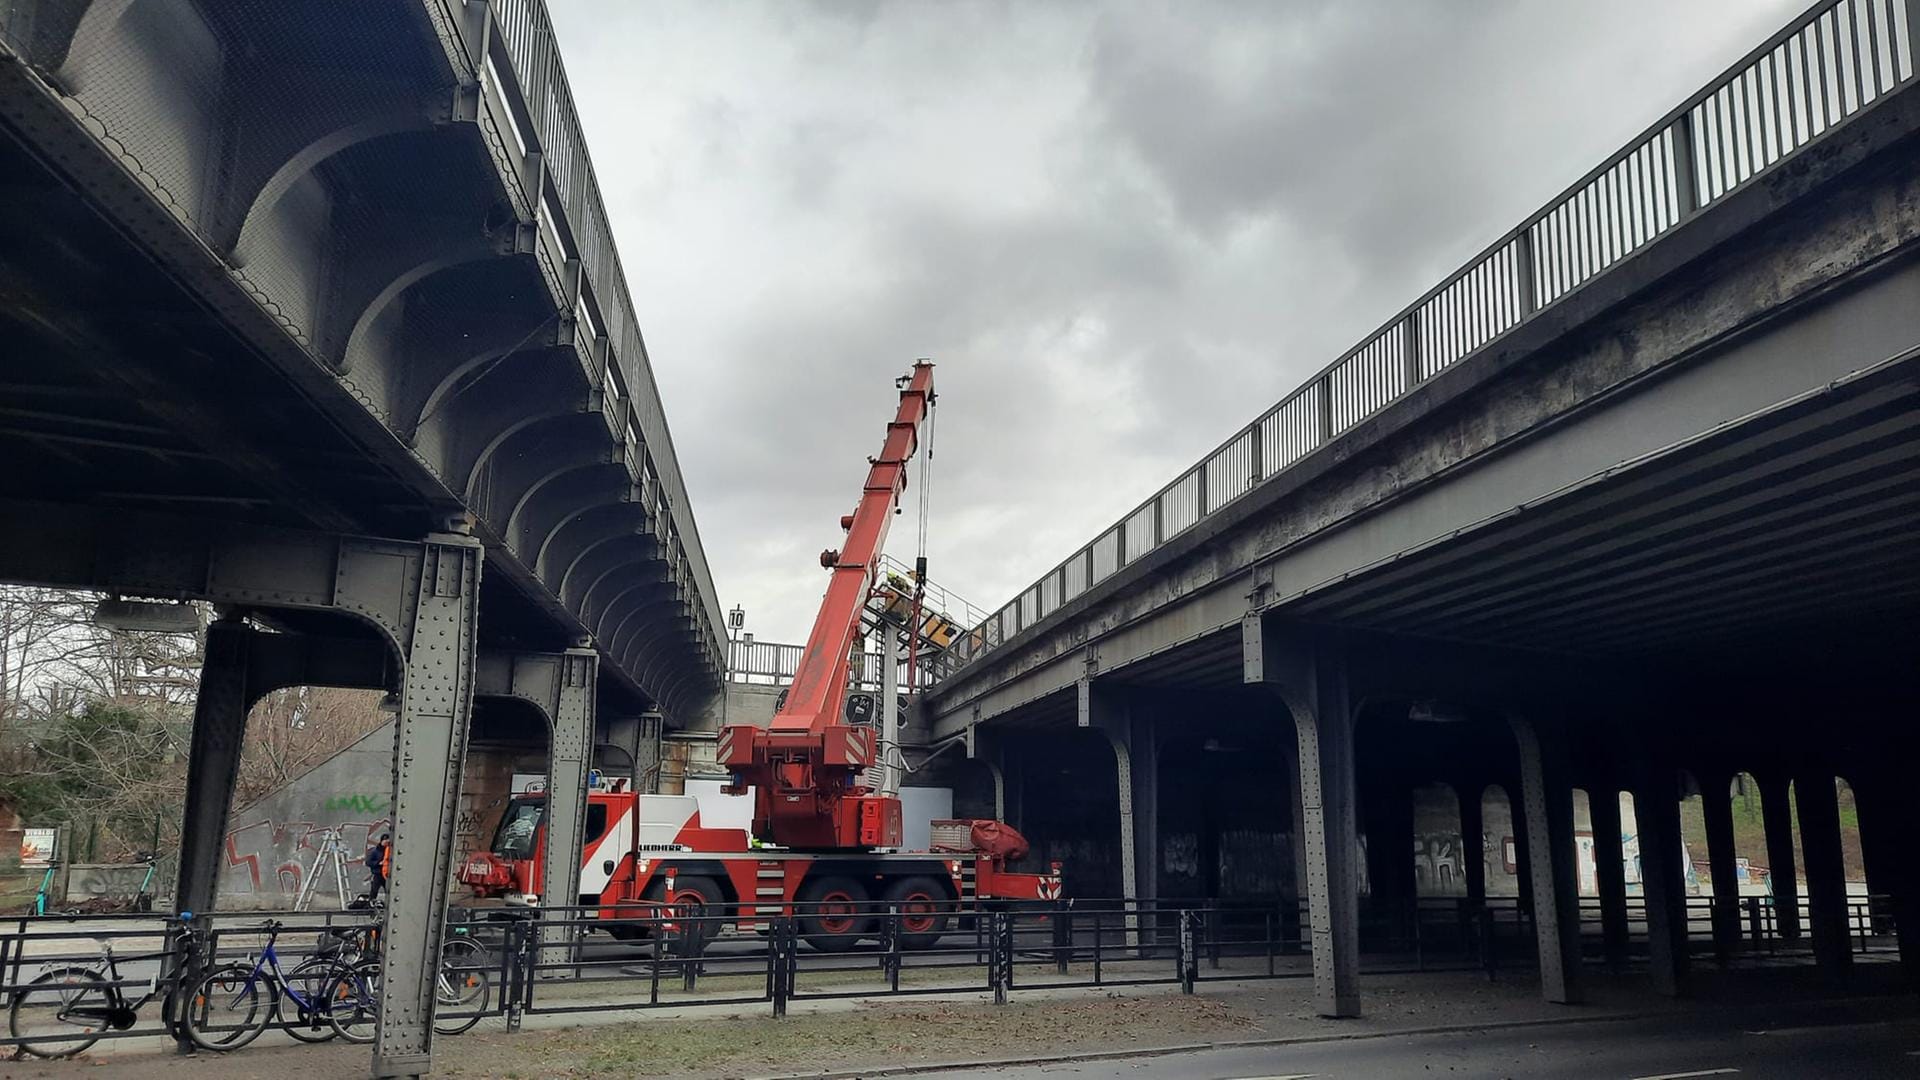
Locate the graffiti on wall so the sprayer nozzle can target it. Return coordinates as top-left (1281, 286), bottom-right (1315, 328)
top-left (222, 816), bottom-right (390, 900)
top-left (1413, 832), bottom-right (1464, 894)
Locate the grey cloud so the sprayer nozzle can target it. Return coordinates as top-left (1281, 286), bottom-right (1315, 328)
top-left (553, 0), bottom-right (1802, 640)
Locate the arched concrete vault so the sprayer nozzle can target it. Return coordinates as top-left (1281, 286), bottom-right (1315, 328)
top-left (505, 462), bottom-right (632, 560)
top-left (571, 542), bottom-right (666, 625)
top-left (545, 506), bottom-right (657, 601)
top-left (465, 413), bottom-right (611, 527)
top-left (581, 555), bottom-right (671, 622)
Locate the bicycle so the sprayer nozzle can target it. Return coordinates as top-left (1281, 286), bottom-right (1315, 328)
top-left (6, 935), bottom-right (179, 1058)
top-left (179, 919), bottom-right (362, 1051)
top-left (323, 928), bottom-right (492, 1043)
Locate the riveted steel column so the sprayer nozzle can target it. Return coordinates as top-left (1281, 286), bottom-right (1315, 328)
top-left (1510, 716), bottom-right (1582, 1004)
top-left (174, 618), bottom-right (252, 919)
top-left (1699, 770), bottom-right (1743, 966)
top-left (1854, 767), bottom-right (1920, 984)
top-left (539, 648), bottom-right (598, 971)
top-left (1457, 781), bottom-right (1486, 905)
top-left (1757, 771), bottom-right (1801, 941)
top-left (1796, 771), bottom-right (1852, 986)
top-left (1633, 762), bottom-right (1689, 998)
top-left (1246, 617), bottom-right (1360, 1018)
top-left (1587, 788), bottom-right (1630, 971)
top-left (1296, 657), bottom-right (1359, 1017)
top-left (1083, 680), bottom-right (1140, 949)
top-left (374, 534), bottom-right (482, 1080)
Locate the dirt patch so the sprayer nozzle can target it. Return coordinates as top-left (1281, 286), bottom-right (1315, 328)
top-left (0, 973), bottom-right (1617, 1080)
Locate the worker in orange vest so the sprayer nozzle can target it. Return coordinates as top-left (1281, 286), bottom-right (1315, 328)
top-left (365, 832), bottom-right (393, 900)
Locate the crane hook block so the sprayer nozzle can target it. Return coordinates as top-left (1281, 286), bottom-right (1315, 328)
top-left (819, 548), bottom-right (840, 569)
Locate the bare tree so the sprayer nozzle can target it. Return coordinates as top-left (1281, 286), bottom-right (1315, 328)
top-left (237, 686), bottom-right (389, 807)
top-left (1, 588), bottom-right (387, 861)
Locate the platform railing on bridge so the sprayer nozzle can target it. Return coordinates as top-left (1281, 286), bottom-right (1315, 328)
top-left (931, 0), bottom-right (1919, 683)
top-left (446, 0), bottom-right (726, 660)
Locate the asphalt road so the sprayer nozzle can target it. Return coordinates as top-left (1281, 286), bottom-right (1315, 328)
top-left (915, 1003), bottom-right (1920, 1079)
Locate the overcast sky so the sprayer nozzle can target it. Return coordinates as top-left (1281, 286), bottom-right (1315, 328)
top-left (549, 0), bottom-right (1801, 645)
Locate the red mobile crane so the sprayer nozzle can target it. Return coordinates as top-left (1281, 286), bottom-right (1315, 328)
top-left (714, 361), bottom-right (930, 849)
top-left (458, 361), bottom-right (1060, 951)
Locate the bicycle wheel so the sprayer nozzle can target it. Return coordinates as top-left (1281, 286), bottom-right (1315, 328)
top-left (183, 963), bottom-right (274, 1052)
top-left (324, 958), bottom-right (382, 1044)
top-left (277, 957), bottom-right (343, 1044)
top-left (7, 966), bottom-right (109, 1058)
top-left (433, 955), bottom-right (490, 1036)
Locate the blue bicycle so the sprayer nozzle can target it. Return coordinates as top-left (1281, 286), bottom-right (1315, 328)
top-left (181, 920), bottom-right (361, 1051)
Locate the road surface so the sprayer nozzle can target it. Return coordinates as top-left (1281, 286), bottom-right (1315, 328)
top-left (915, 1000), bottom-right (1920, 1079)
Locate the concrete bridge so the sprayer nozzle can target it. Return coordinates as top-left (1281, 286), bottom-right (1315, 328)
top-left (919, 0), bottom-right (1920, 1018)
top-left (0, 1), bottom-right (718, 1073)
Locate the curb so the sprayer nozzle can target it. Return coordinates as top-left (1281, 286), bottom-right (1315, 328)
top-left (746, 1008), bottom-right (1654, 1080)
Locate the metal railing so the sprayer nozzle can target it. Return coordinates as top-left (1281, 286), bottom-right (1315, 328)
top-left (0, 907), bottom-right (506, 1053)
top-left (930, 0), bottom-right (1920, 684)
top-left (454, 0), bottom-right (725, 666)
top-left (4, 892), bottom-right (1898, 1051)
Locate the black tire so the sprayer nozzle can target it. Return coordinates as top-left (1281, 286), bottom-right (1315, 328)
top-left (881, 875), bottom-right (953, 950)
top-left (434, 929), bottom-right (490, 1036)
top-left (278, 958), bottom-right (342, 1044)
top-left (641, 874), bottom-right (724, 955)
top-left (324, 959), bottom-right (382, 1044)
top-left (7, 966), bottom-right (109, 1058)
top-left (797, 875), bottom-right (874, 952)
top-left (184, 963), bottom-right (274, 1052)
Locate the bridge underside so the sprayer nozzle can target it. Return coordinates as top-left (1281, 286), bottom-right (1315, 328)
top-left (1, 4), bottom-right (717, 1074)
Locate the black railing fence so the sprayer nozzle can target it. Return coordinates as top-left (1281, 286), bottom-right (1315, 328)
top-left (1, 892), bottom-right (1899, 1052)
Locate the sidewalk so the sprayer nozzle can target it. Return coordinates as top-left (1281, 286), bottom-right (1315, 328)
top-left (0, 964), bottom-right (1900, 1079)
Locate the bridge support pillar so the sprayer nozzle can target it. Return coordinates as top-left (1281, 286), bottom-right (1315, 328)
top-left (174, 619), bottom-right (254, 921)
top-left (477, 646), bottom-right (599, 978)
top-left (1795, 771), bottom-right (1852, 987)
top-left (1854, 766), bottom-right (1920, 986)
top-left (1510, 716), bottom-right (1582, 1004)
top-left (1244, 617), bottom-right (1360, 1018)
top-left (1587, 788), bottom-right (1630, 971)
top-left (1633, 761), bottom-right (1690, 997)
top-left (1083, 680), bottom-right (1157, 948)
top-left (1757, 771), bottom-right (1801, 941)
top-left (1699, 769), bottom-right (1743, 967)
top-left (1364, 767), bottom-right (1416, 946)
top-left (374, 534), bottom-right (484, 1079)
top-left (1457, 780), bottom-right (1486, 906)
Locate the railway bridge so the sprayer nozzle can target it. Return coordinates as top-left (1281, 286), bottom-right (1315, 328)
top-left (917, 0), bottom-right (1920, 1017)
top-left (0, 1), bottom-right (718, 1073)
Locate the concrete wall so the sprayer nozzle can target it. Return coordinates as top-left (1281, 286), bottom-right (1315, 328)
top-left (214, 721), bottom-right (539, 910)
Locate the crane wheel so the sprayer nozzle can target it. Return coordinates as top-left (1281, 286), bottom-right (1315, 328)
top-left (642, 874), bottom-right (723, 954)
top-left (881, 876), bottom-right (952, 950)
top-left (797, 876), bottom-right (874, 952)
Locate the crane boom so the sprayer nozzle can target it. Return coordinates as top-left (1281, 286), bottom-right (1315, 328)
top-left (716, 361), bottom-right (935, 849)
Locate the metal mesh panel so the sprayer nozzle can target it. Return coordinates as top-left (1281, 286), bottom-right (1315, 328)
top-left (1260, 386), bottom-right (1321, 474)
top-left (1062, 553), bottom-right (1088, 602)
top-left (1161, 471), bottom-right (1200, 538)
top-left (1090, 528), bottom-right (1121, 583)
top-left (1203, 429), bottom-right (1259, 512)
top-left (1124, 504), bottom-right (1157, 562)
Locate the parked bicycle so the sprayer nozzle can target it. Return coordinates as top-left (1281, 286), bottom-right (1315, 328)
top-left (6, 930), bottom-right (183, 1058)
top-left (322, 927), bottom-right (492, 1043)
top-left (179, 919), bottom-right (362, 1051)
